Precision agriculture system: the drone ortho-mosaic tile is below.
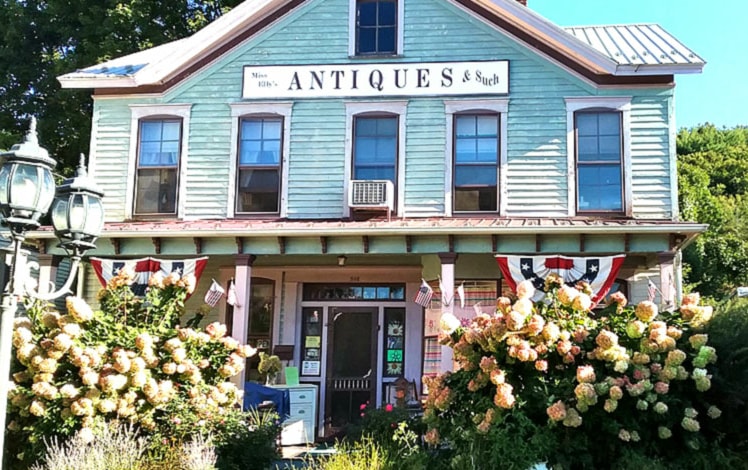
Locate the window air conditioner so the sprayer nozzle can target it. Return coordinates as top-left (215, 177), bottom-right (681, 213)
top-left (348, 180), bottom-right (394, 220)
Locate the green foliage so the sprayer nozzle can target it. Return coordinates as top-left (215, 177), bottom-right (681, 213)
top-left (422, 280), bottom-right (724, 469)
top-left (678, 124), bottom-right (748, 299)
top-left (0, 0), bottom-right (243, 172)
top-left (303, 437), bottom-right (392, 470)
top-left (4, 267), bottom-right (260, 468)
top-left (211, 408), bottom-right (281, 470)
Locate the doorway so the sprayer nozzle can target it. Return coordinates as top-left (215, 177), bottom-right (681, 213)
top-left (325, 307), bottom-right (377, 436)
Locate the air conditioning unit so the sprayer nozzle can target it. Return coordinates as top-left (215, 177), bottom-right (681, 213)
top-left (348, 180), bottom-right (394, 220)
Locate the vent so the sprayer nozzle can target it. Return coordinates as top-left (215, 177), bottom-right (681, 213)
top-left (348, 180), bottom-right (394, 219)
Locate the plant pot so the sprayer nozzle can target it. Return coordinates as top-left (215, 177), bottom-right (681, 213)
top-left (265, 372), bottom-right (279, 386)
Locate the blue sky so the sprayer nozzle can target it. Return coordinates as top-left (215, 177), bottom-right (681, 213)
top-left (531, 0), bottom-right (747, 129)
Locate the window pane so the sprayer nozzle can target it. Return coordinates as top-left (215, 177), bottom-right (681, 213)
top-left (598, 136), bottom-right (621, 161)
top-left (140, 121), bottom-right (162, 142)
top-left (379, 1), bottom-right (396, 25)
top-left (237, 169), bottom-right (280, 213)
top-left (263, 119), bottom-right (282, 138)
top-left (455, 138), bottom-right (476, 162)
top-left (355, 167), bottom-right (396, 181)
top-left (598, 113), bottom-right (621, 135)
top-left (358, 2), bottom-right (377, 26)
top-left (578, 165), bottom-right (622, 211)
top-left (240, 140), bottom-right (262, 164)
top-left (375, 117), bottom-right (397, 136)
top-left (161, 121), bottom-right (181, 141)
top-left (135, 168), bottom-right (177, 214)
top-left (159, 141), bottom-right (179, 165)
top-left (357, 28), bottom-right (376, 54)
top-left (455, 187), bottom-right (497, 212)
top-left (576, 113), bottom-right (598, 136)
top-left (455, 115), bottom-right (476, 137)
top-left (242, 120), bottom-right (263, 140)
top-left (378, 26), bottom-right (396, 54)
top-left (455, 165), bottom-right (497, 186)
top-left (139, 142), bottom-right (162, 166)
top-left (577, 136), bottom-right (599, 161)
top-left (476, 138), bottom-right (497, 162)
top-left (476, 115), bottom-right (497, 136)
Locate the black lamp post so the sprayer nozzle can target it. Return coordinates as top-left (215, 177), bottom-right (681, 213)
top-left (0, 118), bottom-right (104, 467)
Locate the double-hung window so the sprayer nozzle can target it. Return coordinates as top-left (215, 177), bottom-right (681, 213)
top-left (134, 119), bottom-right (181, 215)
top-left (236, 117), bottom-right (283, 214)
top-left (353, 115), bottom-right (398, 182)
top-left (566, 97), bottom-right (631, 216)
top-left (575, 111), bottom-right (623, 212)
top-left (453, 114), bottom-right (500, 212)
top-left (354, 0), bottom-right (398, 56)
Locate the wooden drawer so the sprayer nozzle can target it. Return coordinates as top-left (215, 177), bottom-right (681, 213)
top-left (289, 403), bottom-right (314, 421)
top-left (289, 388), bottom-right (315, 404)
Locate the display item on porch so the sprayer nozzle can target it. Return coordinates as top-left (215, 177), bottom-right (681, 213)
top-left (259, 352), bottom-right (282, 385)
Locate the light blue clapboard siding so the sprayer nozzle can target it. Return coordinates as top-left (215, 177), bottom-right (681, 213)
top-left (89, 0), bottom-right (676, 221)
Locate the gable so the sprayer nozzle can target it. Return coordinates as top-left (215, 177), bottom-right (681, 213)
top-left (58, 0), bottom-right (703, 94)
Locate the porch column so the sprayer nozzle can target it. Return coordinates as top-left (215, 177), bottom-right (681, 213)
top-left (657, 252), bottom-right (676, 309)
top-left (438, 253), bottom-right (458, 373)
top-left (233, 254), bottom-right (256, 385)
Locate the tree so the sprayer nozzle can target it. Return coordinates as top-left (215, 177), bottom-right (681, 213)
top-left (678, 124), bottom-right (748, 299)
top-left (0, 0), bottom-right (243, 174)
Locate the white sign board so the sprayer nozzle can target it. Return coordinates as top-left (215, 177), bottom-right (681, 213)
top-left (243, 61), bottom-right (509, 99)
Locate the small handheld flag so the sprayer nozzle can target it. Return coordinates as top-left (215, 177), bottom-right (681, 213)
top-left (204, 279), bottom-right (225, 307)
top-left (414, 279), bottom-right (434, 307)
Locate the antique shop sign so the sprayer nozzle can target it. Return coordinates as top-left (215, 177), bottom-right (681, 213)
top-left (243, 61), bottom-right (509, 99)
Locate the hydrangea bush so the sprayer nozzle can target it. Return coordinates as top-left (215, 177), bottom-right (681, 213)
top-left (5, 267), bottom-right (258, 467)
top-left (423, 276), bottom-right (724, 468)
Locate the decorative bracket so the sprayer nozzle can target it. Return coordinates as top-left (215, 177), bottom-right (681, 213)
top-left (320, 236), bottom-right (328, 254)
top-left (363, 235), bottom-right (369, 253)
top-left (278, 236), bottom-right (286, 255)
top-left (235, 237), bottom-right (244, 254)
top-left (111, 238), bottom-right (121, 255)
top-left (152, 237), bottom-right (162, 255)
top-left (193, 237), bottom-right (203, 255)
top-left (405, 235), bottom-right (412, 253)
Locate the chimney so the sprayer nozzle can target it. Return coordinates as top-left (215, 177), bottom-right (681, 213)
top-left (516, 0), bottom-right (527, 5)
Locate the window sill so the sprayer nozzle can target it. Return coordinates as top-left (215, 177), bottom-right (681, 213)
top-left (349, 54), bottom-right (404, 60)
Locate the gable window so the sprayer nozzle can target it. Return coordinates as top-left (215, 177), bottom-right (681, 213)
top-left (134, 119), bottom-right (181, 215)
top-left (454, 114), bottom-right (499, 212)
top-left (353, 115), bottom-right (398, 182)
top-left (352, 0), bottom-right (402, 56)
top-left (236, 117), bottom-right (282, 214)
top-left (575, 111), bottom-right (623, 212)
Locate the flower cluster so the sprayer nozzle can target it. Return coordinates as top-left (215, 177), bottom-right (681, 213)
top-left (422, 279), bottom-right (721, 465)
top-left (7, 271), bottom-right (256, 464)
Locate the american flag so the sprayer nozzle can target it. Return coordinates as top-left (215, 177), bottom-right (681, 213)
top-left (414, 279), bottom-right (434, 307)
top-left (204, 279), bottom-right (225, 307)
top-left (647, 279), bottom-right (658, 302)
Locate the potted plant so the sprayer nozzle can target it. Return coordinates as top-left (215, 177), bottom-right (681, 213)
top-left (258, 352), bottom-right (282, 385)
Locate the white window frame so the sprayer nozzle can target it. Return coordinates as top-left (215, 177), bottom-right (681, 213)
top-left (444, 100), bottom-right (509, 217)
top-left (127, 104), bottom-right (192, 219)
top-left (228, 102), bottom-right (293, 218)
top-left (348, 0), bottom-right (405, 57)
top-left (565, 96), bottom-right (632, 217)
top-left (344, 101), bottom-right (407, 218)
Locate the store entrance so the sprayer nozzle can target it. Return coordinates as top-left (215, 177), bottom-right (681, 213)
top-left (324, 307), bottom-right (377, 436)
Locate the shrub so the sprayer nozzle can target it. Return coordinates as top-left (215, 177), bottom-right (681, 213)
top-left (304, 436), bottom-right (391, 470)
top-left (5, 267), bottom-right (260, 468)
top-left (423, 278), bottom-right (727, 468)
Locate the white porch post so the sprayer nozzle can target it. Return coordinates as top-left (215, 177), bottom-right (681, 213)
top-left (233, 254), bottom-right (256, 386)
top-left (658, 252), bottom-right (676, 309)
top-left (438, 253), bottom-right (457, 373)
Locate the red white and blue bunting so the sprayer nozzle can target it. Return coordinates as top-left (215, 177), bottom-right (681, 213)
top-left (90, 257), bottom-right (209, 297)
top-left (495, 254), bottom-right (625, 305)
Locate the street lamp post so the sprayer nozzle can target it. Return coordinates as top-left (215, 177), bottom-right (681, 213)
top-left (0, 118), bottom-right (104, 468)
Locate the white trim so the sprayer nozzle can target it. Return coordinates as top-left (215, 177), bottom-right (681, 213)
top-left (443, 99), bottom-right (509, 217)
top-left (348, 0), bottom-right (405, 57)
top-left (126, 104), bottom-right (192, 219)
top-left (228, 102), bottom-right (294, 218)
top-left (565, 96), bottom-right (632, 217)
top-left (667, 95), bottom-right (679, 220)
top-left (344, 101), bottom-right (408, 218)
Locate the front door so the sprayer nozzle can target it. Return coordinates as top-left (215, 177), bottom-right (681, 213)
top-left (325, 307), bottom-right (377, 435)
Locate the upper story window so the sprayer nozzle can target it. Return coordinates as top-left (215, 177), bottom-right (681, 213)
top-left (236, 117), bottom-right (283, 214)
top-left (134, 119), bottom-right (181, 215)
top-left (454, 114), bottom-right (500, 212)
top-left (575, 111), bottom-right (623, 212)
top-left (356, 0), bottom-right (397, 55)
top-left (565, 97), bottom-right (632, 217)
top-left (353, 115), bottom-right (398, 182)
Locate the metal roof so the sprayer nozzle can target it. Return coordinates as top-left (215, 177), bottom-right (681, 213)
top-left (564, 24), bottom-right (704, 72)
top-left (31, 217), bottom-right (707, 239)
